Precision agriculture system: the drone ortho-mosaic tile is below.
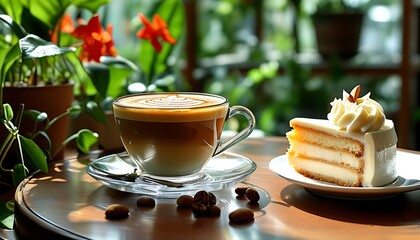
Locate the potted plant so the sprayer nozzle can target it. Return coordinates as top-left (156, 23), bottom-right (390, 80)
top-left (0, 0), bottom-right (140, 153)
top-left (0, 2), bottom-right (103, 229)
top-left (310, 0), bottom-right (369, 59)
top-left (0, 0), bottom-right (110, 160)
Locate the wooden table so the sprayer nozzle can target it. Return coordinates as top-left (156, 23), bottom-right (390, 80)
top-left (2, 137), bottom-right (420, 240)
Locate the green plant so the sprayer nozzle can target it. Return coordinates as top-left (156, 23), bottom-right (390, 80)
top-left (0, 9), bottom-right (100, 229)
top-left (0, 0), bottom-right (137, 123)
top-left (0, 15), bottom-right (98, 178)
top-left (124, 0), bottom-right (185, 94)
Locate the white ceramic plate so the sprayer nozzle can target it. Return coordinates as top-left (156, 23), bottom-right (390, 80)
top-left (87, 152), bottom-right (256, 198)
top-left (269, 150), bottom-right (420, 200)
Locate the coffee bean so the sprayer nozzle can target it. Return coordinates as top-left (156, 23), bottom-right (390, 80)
top-left (193, 190), bottom-right (209, 206)
top-left (206, 205), bottom-right (221, 217)
top-left (235, 187), bottom-right (248, 196)
top-left (177, 195), bottom-right (194, 208)
top-left (245, 188), bottom-right (260, 203)
top-left (105, 204), bottom-right (129, 219)
top-left (136, 197), bottom-right (156, 208)
top-left (208, 192), bottom-right (217, 206)
top-left (229, 208), bottom-right (254, 224)
top-left (192, 202), bottom-right (207, 216)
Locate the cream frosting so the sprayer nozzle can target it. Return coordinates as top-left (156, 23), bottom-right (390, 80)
top-left (327, 86), bottom-right (385, 133)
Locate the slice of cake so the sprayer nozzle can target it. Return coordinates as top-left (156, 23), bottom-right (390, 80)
top-left (286, 86), bottom-right (398, 187)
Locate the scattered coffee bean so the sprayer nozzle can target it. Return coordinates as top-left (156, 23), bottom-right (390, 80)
top-left (177, 195), bottom-right (194, 208)
top-left (105, 204), bottom-right (129, 219)
top-left (245, 188), bottom-right (260, 203)
top-left (192, 202), bottom-right (207, 216)
top-left (235, 187), bottom-right (248, 196)
top-left (206, 205), bottom-right (221, 217)
top-left (208, 192), bottom-right (217, 206)
top-left (136, 197), bottom-right (156, 208)
top-left (229, 208), bottom-right (254, 224)
top-left (193, 190), bottom-right (209, 206)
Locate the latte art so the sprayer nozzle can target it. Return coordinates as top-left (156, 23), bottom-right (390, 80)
top-left (116, 93), bottom-right (225, 109)
top-left (113, 93), bottom-right (229, 122)
top-left (138, 95), bottom-right (204, 108)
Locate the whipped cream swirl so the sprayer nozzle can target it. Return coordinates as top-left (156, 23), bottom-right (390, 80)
top-left (327, 86), bottom-right (385, 133)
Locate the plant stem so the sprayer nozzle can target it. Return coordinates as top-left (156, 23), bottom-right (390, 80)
top-left (147, 51), bottom-right (158, 89)
top-left (0, 131), bottom-right (17, 173)
top-left (44, 108), bottom-right (70, 132)
top-left (51, 134), bottom-right (76, 159)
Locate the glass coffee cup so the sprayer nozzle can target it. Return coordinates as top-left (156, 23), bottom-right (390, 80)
top-left (112, 92), bottom-right (255, 178)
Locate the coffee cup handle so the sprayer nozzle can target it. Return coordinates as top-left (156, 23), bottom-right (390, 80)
top-left (213, 106), bottom-right (256, 157)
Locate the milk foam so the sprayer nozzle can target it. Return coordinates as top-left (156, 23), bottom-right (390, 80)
top-left (117, 93), bottom-right (224, 109)
top-left (113, 93), bottom-right (229, 122)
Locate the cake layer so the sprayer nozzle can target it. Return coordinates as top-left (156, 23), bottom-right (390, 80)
top-left (287, 118), bottom-right (398, 187)
top-left (288, 154), bottom-right (362, 187)
top-left (287, 140), bottom-right (363, 170)
top-left (289, 118), bottom-right (364, 156)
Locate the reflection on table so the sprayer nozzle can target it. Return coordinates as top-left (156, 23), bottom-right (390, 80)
top-left (3, 137), bottom-right (420, 239)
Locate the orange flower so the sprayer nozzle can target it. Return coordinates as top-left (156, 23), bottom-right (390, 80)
top-left (51, 14), bottom-right (75, 43)
top-left (136, 14), bottom-right (176, 52)
top-left (71, 15), bottom-right (117, 62)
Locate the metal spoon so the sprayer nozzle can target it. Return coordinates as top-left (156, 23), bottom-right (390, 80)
top-left (90, 153), bottom-right (208, 187)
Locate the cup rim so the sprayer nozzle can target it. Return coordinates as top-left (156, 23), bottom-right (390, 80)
top-left (113, 92), bottom-right (228, 110)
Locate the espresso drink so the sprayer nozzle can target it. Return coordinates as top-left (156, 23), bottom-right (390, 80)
top-left (113, 93), bottom-right (229, 176)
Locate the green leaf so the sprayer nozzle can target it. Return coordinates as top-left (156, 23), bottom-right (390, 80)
top-left (12, 163), bottom-right (26, 186)
top-left (0, 43), bottom-right (21, 90)
top-left (19, 34), bottom-right (76, 59)
top-left (19, 135), bottom-right (48, 173)
top-left (23, 109), bottom-right (48, 123)
top-left (71, 0), bottom-right (110, 13)
top-left (36, 112), bottom-right (48, 122)
top-left (85, 101), bottom-right (106, 123)
top-left (36, 131), bottom-right (52, 153)
top-left (154, 75), bottom-right (176, 87)
top-left (138, 0), bottom-right (184, 82)
top-left (68, 104), bottom-right (82, 115)
top-left (100, 56), bottom-right (138, 71)
top-left (106, 66), bottom-right (131, 99)
top-left (247, 69), bottom-right (263, 84)
top-left (75, 129), bottom-right (98, 154)
top-left (0, 43), bottom-right (19, 112)
top-left (83, 62), bottom-right (110, 98)
top-left (0, 14), bottom-right (27, 38)
top-left (22, 0), bottom-right (109, 34)
top-left (2, 103), bottom-right (13, 122)
top-left (0, 1), bottom-right (23, 25)
top-left (0, 201), bottom-right (14, 229)
top-left (22, 0), bottom-right (69, 30)
top-left (260, 61), bottom-right (279, 79)
top-left (259, 107), bottom-right (276, 134)
top-left (100, 56), bottom-right (137, 98)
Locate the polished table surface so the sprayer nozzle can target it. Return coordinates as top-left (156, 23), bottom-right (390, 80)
top-left (4, 137), bottom-right (420, 239)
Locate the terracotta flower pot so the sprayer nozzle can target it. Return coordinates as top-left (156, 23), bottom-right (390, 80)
top-left (313, 12), bottom-right (364, 59)
top-left (2, 84), bottom-right (74, 161)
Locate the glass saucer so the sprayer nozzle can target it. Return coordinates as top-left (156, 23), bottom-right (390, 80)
top-left (86, 152), bottom-right (256, 198)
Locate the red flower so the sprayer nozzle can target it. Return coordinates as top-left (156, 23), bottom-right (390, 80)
top-left (71, 15), bottom-right (117, 62)
top-left (51, 14), bottom-right (75, 43)
top-left (136, 14), bottom-right (176, 52)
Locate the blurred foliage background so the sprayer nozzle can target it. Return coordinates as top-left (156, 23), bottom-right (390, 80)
top-left (102, 0), bottom-right (402, 138)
